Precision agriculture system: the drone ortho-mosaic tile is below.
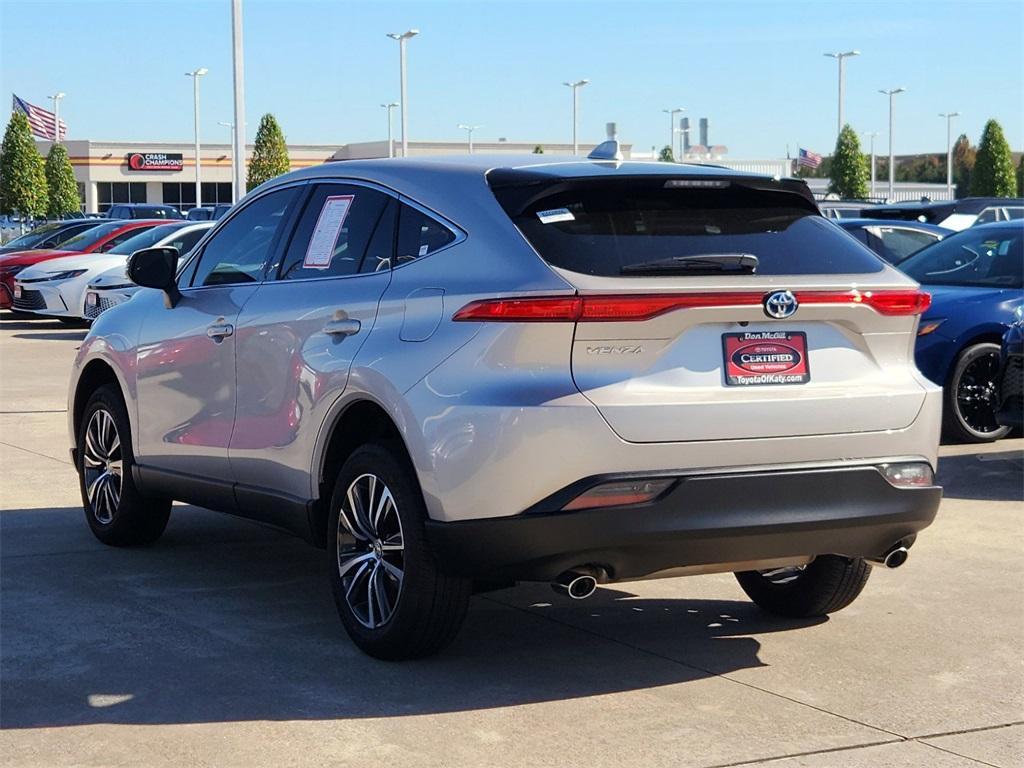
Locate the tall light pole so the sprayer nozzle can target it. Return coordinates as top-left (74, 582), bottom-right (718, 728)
top-left (381, 103), bottom-right (399, 157)
top-left (662, 107), bottom-right (684, 157)
top-left (863, 131), bottom-right (879, 199)
top-left (879, 87), bottom-right (905, 201)
top-left (387, 29), bottom-right (419, 157)
top-left (939, 112), bottom-right (960, 199)
top-left (824, 51), bottom-right (859, 137)
top-left (457, 124), bottom-right (480, 153)
top-left (48, 92), bottom-right (65, 143)
top-left (218, 121), bottom-right (234, 202)
top-left (563, 79), bottom-right (589, 155)
top-left (230, 0), bottom-right (246, 203)
top-left (185, 68), bottom-right (208, 209)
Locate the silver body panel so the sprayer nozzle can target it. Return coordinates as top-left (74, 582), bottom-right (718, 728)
top-left (69, 155), bottom-right (942, 530)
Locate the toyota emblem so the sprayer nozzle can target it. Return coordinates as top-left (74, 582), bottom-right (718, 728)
top-left (764, 290), bottom-right (798, 319)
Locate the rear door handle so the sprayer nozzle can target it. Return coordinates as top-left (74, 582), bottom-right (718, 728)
top-left (206, 323), bottom-right (234, 340)
top-left (323, 318), bottom-right (361, 337)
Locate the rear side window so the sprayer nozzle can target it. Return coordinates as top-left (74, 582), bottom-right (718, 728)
top-left (492, 178), bottom-right (885, 276)
top-left (901, 227), bottom-right (1022, 289)
top-left (876, 227), bottom-right (940, 263)
top-left (278, 184), bottom-right (390, 280)
top-left (395, 203), bottom-right (456, 266)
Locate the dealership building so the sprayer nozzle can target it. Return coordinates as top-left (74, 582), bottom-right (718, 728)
top-left (35, 138), bottom-right (637, 214)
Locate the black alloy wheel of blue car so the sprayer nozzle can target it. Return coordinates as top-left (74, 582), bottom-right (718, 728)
top-left (946, 342), bottom-right (1012, 443)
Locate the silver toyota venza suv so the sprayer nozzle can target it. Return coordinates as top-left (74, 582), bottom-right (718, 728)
top-left (69, 151), bottom-right (942, 659)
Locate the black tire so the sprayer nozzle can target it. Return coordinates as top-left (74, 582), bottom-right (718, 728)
top-left (735, 556), bottom-right (871, 618)
top-left (77, 384), bottom-right (171, 546)
top-left (944, 342), bottom-right (1011, 444)
top-left (327, 443), bottom-right (471, 660)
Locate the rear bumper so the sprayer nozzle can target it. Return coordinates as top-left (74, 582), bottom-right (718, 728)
top-left (426, 465), bottom-right (941, 582)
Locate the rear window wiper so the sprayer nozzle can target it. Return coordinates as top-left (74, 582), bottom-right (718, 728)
top-left (621, 253), bottom-right (759, 275)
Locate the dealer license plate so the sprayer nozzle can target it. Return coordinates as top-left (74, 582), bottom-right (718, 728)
top-left (722, 331), bottom-right (810, 386)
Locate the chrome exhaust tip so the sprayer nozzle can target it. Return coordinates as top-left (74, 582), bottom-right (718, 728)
top-left (868, 545), bottom-right (909, 569)
top-left (551, 570), bottom-right (599, 600)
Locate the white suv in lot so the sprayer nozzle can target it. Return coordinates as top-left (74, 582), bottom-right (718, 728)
top-left (68, 153), bottom-right (942, 659)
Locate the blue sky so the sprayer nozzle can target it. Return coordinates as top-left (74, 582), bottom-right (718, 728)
top-left (2, 0), bottom-right (1021, 158)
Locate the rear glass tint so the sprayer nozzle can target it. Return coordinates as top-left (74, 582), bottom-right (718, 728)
top-left (491, 178), bottom-right (884, 276)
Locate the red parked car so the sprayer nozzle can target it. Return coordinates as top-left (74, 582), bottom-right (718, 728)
top-left (0, 220), bottom-right (164, 311)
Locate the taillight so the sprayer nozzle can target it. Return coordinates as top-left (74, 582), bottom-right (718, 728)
top-left (453, 289), bottom-right (932, 322)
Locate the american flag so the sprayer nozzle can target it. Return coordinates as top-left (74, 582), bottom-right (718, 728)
top-left (11, 94), bottom-right (66, 141)
top-left (798, 147), bottom-right (822, 169)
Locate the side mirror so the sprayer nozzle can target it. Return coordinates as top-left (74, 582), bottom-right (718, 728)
top-left (127, 247), bottom-right (181, 308)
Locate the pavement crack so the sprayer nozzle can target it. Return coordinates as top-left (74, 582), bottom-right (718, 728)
top-left (0, 440), bottom-right (71, 465)
top-left (700, 739), bottom-right (903, 768)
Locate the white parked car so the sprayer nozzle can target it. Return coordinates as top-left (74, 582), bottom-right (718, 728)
top-left (14, 222), bottom-right (212, 321)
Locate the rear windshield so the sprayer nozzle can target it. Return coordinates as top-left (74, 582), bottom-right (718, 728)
top-left (491, 178), bottom-right (884, 276)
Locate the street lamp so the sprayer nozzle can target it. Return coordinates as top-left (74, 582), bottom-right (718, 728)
top-left (824, 51), bottom-right (860, 138)
top-left (862, 131), bottom-right (879, 199)
top-left (563, 79), bottom-right (589, 155)
top-left (387, 29), bottom-right (419, 157)
top-left (381, 103), bottom-right (399, 158)
top-left (662, 107), bottom-right (684, 158)
top-left (185, 67), bottom-right (209, 209)
top-left (939, 112), bottom-right (960, 199)
top-left (457, 124), bottom-right (481, 154)
top-left (48, 92), bottom-right (65, 143)
top-left (218, 121), bottom-right (234, 201)
top-left (879, 87), bottom-right (905, 201)
top-left (230, 0), bottom-right (245, 203)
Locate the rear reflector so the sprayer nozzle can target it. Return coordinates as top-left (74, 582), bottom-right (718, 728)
top-left (562, 478), bottom-right (675, 511)
top-left (878, 462), bottom-right (934, 488)
top-left (453, 289), bottom-right (931, 322)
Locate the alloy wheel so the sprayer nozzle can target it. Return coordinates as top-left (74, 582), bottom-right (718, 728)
top-left (336, 473), bottom-right (405, 629)
top-left (82, 408), bottom-right (123, 524)
top-left (955, 350), bottom-right (1002, 436)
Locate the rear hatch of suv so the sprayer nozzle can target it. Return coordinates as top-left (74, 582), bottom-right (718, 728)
top-left (486, 170), bottom-right (931, 443)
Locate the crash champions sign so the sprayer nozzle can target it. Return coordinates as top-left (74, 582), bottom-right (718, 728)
top-left (126, 152), bottom-right (184, 172)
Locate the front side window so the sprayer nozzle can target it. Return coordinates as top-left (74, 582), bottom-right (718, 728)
top-left (191, 187), bottom-right (299, 287)
top-left (901, 227), bottom-right (1022, 289)
top-left (395, 203), bottom-right (456, 266)
top-left (278, 184), bottom-right (390, 280)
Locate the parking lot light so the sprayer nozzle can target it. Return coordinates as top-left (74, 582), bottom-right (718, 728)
top-left (662, 108), bottom-right (684, 158)
top-left (939, 112), bottom-right (960, 199)
top-left (563, 79), bottom-right (589, 156)
top-left (387, 30), bottom-right (419, 157)
top-left (863, 131), bottom-right (879, 199)
top-left (879, 87), bottom-right (906, 201)
top-left (185, 68), bottom-right (209, 209)
top-left (824, 51), bottom-right (859, 138)
top-left (457, 124), bottom-right (480, 154)
top-left (48, 92), bottom-right (65, 143)
top-left (381, 103), bottom-right (399, 158)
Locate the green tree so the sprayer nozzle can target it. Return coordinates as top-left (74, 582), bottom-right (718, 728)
top-left (951, 134), bottom-right (976, 198)
top-left (532, 145), bottom-right (544, 154)
top-left (44, 143), bottom-right (79, 218)
top-left (970, 119), bottom-right (1016, 197)
top-left (246, 114), bottom-right (290, 191)
top-left (0, 112), bottom-right (48, 219)
top-left (658, 145), bottom-right (675, 162)
top-left (828, 125), bottom-right (869, 199)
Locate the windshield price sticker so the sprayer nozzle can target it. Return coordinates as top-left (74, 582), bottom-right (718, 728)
top-left (536, 208), bottom-right (575, 224)
top-left (303, 195), bottom-right (355, 269)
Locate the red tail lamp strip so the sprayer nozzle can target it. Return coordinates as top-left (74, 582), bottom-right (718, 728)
top-left (453, 290), bottom-right (931, 322)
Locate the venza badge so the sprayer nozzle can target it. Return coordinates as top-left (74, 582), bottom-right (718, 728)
top-left (763, 290), bottom-right (798, 319)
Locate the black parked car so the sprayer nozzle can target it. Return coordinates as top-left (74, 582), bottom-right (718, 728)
top-left (996, 305), bottom-right (1023, 431)
top-left (863, 197), bottom-right (1024, 231)
top-left (105, 204), bottom-right (184, 220)
top-left (835, 218), bottom-right (951, 265)
top-left (186, 204), bottom-right (232, 221)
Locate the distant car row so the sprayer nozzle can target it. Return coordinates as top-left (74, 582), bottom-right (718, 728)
top-left (821, 196), bottom-right (1024, 230)
top-left (1, 203), bottom-right (230, 242)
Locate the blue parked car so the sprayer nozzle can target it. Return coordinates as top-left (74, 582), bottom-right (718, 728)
top-left (900, 222), bottom-right (1023, 442)
top-left (996, 305), bottom-right (1023, 431)
top-left (835, 218), bottom-right (951, 265)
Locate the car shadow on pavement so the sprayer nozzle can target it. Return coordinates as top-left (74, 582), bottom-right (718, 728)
top-left (937, 449), bottom-right (1024, 502)
top-left (0, 505), bottom-right (822, 730)
top-left (11, 331), bottom-right (88, 342)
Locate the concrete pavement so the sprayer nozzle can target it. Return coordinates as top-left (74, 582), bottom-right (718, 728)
top-left (1, 317), bottom-right (1022, 767)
